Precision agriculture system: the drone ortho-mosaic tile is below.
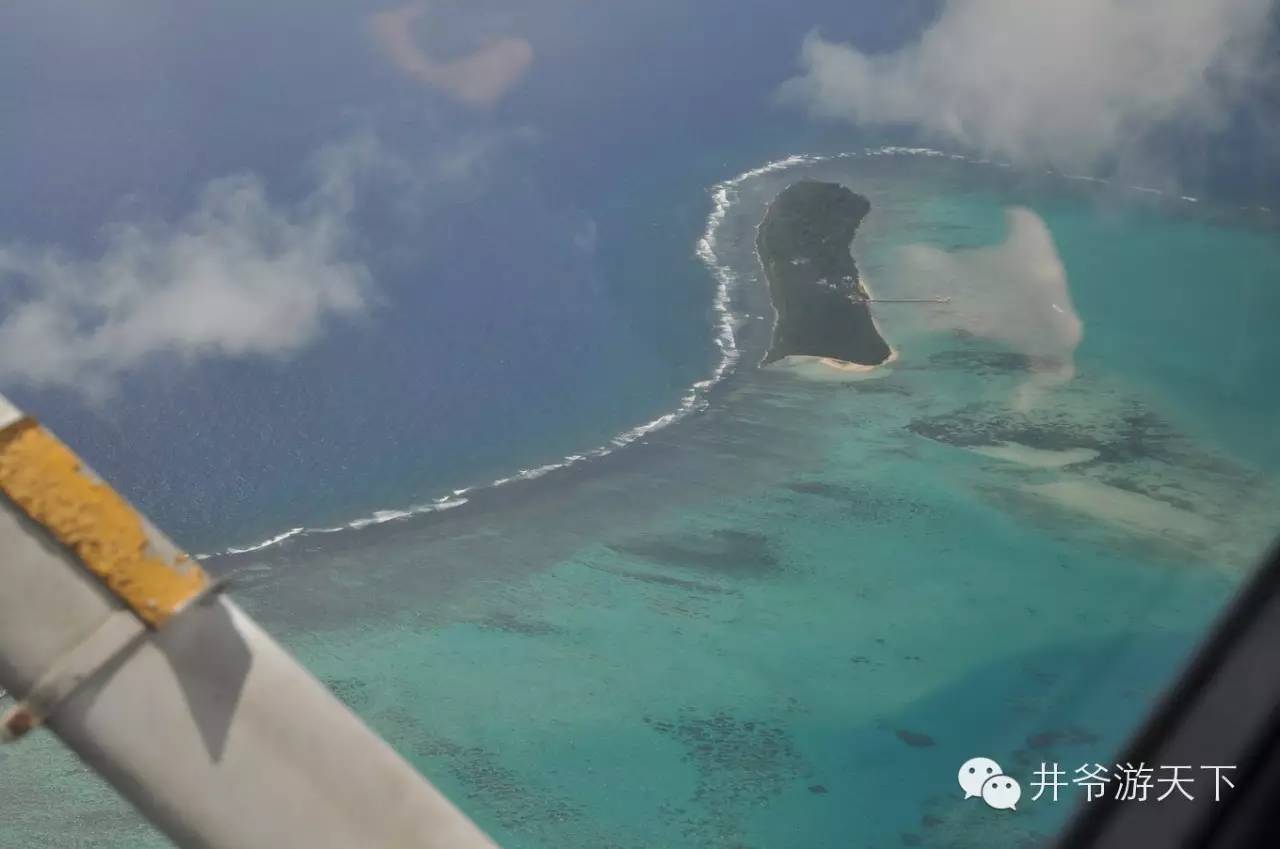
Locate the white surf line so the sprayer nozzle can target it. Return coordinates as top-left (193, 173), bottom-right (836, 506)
top-left (207, 145), bottom-right (1223, 560)
top-left (206, 159), bottom-right (764, 559)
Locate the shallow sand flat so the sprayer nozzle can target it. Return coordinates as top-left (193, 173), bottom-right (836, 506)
top-left (969, 441), bottom-right (1099, 468)
top-left (765, 353), bottom-right (894, 382)
top-left (1023, 477), bottom-right (1218, 545)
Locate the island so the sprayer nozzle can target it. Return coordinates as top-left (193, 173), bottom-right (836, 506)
top-left (756, 181), bottom-right (891, 367)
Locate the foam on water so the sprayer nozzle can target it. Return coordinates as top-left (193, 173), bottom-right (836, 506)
top-left (223, 527), bottom-right (306, 555)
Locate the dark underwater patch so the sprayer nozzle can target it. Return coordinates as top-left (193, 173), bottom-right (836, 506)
top-left (477, 612), bottom-right (561, 637)
top-left (644, 709), bottom-right (810, 846)
top-left (322, 677), bottom-right (370, 711)
top-left (784, 480), bottom-right (935, 523)
top-left (907, 403), bottom-right (1184, 464)
top-left (1098, 475), bottom-right (1198, 512)
top-left (786, 481), bottom-right (855, 499)
top-left (1025, 726), bottom-right (1100, 750)
top-left (610, 529), bottom-right (780, 577)
top-left (923, 350), bottom-right (1036, 374)
top-left (846, 378), bottom-right (911, 395)
top-left (416, 736), bottom-right (583, 831)
top-left (591, 565), bottom-right (728, 595)
top-left (895, 728), bottom-right (937, 748)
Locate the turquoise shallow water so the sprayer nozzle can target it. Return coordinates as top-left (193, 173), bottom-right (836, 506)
top-left (3, 151), bottom-right (1280, 848)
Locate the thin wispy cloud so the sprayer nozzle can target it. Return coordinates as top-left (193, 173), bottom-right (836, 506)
top-left (782, 0), bottom-right (1275, 172)
top-left (369, 3), bottom-right (534, 107)
top-left (430, 125), bottom-right (540, 182)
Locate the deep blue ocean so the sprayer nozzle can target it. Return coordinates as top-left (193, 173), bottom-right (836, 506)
top-left (0, 0), bottom-right (944, 554)
top-left (3, 3), bottom-right (1280, 848)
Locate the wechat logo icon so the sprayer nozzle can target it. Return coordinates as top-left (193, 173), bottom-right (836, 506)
top-left (959, 756), bottom-right (1021, 811)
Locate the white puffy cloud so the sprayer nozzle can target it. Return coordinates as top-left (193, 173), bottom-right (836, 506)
top-left (0, 137), bottom-right (394, 394)
top-left (782, 0), bottom-right (1275, 171)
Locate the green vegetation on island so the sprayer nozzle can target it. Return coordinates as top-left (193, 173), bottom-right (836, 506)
top-left (756, 181), bottom-right (891, 366)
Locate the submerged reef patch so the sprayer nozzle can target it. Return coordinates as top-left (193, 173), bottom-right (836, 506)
top-left (415, 736), bottom-right (584, 832)
top-left (645, 709), bottom-right (810, 846)
top-left (610, 529), bottom-right (781, 578)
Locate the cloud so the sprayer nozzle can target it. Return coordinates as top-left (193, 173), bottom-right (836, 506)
top-left (0, 136), bottom-right (400, 395)
top-left (429, 125), bottom-right (539, 182)
top-left (370, 3), bottom-right (534, 107)
top-left (895, 208), bottom-right (1082, 407)
top-left (572, 218), bottom-right (598, 254)
top-left (782, 0), bottom-right (1275, 171)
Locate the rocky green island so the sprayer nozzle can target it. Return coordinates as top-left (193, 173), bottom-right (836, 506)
top-left (756, 181), bottom-right (891, 366)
